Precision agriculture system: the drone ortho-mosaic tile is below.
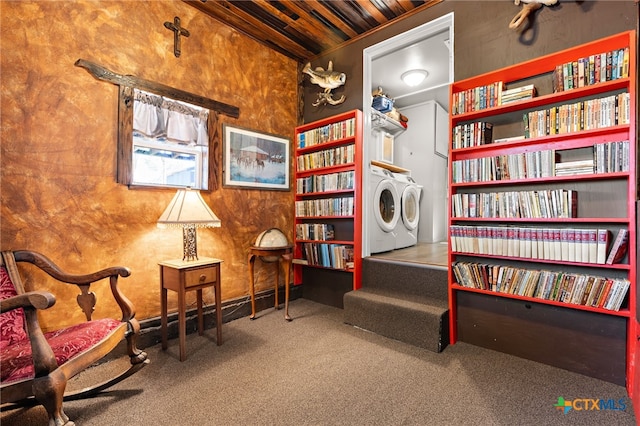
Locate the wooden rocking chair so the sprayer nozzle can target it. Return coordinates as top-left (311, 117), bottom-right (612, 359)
top-left (0, 250), bottom-right (149, 426)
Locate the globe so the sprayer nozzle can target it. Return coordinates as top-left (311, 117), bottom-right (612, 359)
top-left (254, 228), bottom-right (289, 262)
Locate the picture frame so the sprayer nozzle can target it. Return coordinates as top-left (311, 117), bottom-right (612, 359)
top-left (223, 124), bottom-right (290, 190)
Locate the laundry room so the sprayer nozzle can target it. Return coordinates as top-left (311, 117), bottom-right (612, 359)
top-left (364, 14), bottom-right (453, 258)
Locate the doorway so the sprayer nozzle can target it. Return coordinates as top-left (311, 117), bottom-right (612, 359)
top-left (361, 13), bottom-right (454, 257)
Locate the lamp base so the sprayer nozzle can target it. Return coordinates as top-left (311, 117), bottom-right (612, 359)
top-left (182, 225), bottom-right (198, 261)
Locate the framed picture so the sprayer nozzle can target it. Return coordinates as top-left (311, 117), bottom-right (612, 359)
top-left (223, 124), bottom-right (290, 190)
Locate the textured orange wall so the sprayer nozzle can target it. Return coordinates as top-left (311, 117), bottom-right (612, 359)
top-left (0, 1), bottom-right (297, 331)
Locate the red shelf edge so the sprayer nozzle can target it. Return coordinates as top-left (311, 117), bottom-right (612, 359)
top-left (451, 284), bottom-right (631, 317)
top-left (451, 251), bottom-right (631, 270)
top-left (451, 171), bottom-right (629, 187)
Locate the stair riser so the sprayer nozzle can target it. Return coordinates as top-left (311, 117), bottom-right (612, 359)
top-left (362, 258), bottom-right (448, 301)
top-left (344, 291), bottom-right (449, 352)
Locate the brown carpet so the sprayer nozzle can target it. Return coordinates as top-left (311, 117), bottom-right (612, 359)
top-left (1, 299), bottom-right (636, 425)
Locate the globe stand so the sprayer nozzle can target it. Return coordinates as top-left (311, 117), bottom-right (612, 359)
top-left (247, 245), bottom-right (293, 321)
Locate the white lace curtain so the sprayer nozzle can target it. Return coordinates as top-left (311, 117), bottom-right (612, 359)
top-left (133, 89), bottom-right (209, 146)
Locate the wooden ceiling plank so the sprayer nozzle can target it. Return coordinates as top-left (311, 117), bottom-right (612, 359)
top-left (278, 0), bottom-right (349, 44)
top-left (357, 0), bottom-right (393, 24)
top-left (396, 0), bottom-right (419, 12)
top-left (228, 0), bottom-right (327, 51)
top-left (382, 0), bottom-right (414, 15)
top-left (306, 0), bottom-right (444, 61)
top-left (256, 0), bottom-right (344, 47)
top-left (244, 1), bottom-right (330, 51)
top-left (302, 0), bottom-right (359, 39)
top-left (185, 0), bottom-right (313, 59)
top-left (314, 1), bottom-right (375, 34)
top-left (184, 0), bottom-right (444, 62)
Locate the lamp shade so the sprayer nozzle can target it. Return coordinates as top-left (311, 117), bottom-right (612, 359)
top-left (157, 188), bottom-right (221, 228)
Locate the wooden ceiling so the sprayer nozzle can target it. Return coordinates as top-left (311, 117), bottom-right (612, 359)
top-left (184, 0), bottom-right (443, 62)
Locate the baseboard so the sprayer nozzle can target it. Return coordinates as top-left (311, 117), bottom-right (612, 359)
top-left (107, 285), bottom-right (303, 358)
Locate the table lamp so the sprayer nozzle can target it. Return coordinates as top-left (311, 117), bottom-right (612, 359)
top-left (157, 188), bottom-right (221, 261)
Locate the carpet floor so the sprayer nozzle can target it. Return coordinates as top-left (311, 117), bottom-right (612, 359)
top-left (1, 299), bottom-right (636, 425)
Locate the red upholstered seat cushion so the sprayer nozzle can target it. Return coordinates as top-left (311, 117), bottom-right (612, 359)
top-left (0, 267), bottom-right (26, 352)
top-left (1, 317), bottom-right (122, 384)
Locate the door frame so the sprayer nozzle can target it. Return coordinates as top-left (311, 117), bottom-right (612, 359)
top-left (361, 12), bottom-right (454, 256)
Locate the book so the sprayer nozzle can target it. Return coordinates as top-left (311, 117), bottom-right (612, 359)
top-left (611, 279), bottom-right (630, 311)
top-left (560, 229), bottom-right (570, 261)
top-left (552, 229), bottom-right (561, 261)
top-left (605, 229), bottom-right (629, 264)
top-left (501, 84), bottom-right (537, 104)
top-left (596, 229), bottom-right (610, 264)
top-left (493, 135), bottom-right (526, 144)
top-left (587, 229), bottom-right (598, 263)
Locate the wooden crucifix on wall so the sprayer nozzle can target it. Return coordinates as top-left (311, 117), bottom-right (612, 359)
top-left (164, 16), bottom-right (189, 57)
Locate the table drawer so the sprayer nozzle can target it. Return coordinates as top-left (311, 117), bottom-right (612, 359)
top-left (184, 266), bottom-right (217, 287)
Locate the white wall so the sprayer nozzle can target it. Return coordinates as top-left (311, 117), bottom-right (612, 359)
top-left (395, 100), bottom-right (449, 243)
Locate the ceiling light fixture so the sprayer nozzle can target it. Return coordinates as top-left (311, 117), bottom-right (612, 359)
top-left (401, 69), bottom-right (429, 87)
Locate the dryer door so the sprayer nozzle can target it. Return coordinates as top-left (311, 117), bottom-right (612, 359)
top-left (400, 185), bottom-right (421, 231)
top-left (373, 180), bottom-right (400, 232)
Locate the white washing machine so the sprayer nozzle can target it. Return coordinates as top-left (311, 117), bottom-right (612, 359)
top-left (369, 164), bottom-right (400, 254)
top-left (393, 172), bottom-right (423, 249)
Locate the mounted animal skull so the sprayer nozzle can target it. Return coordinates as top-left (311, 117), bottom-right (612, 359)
top-left (303, 61), bottom-right (346, 107)
top-left (510, 0), bottom-right (559, 31)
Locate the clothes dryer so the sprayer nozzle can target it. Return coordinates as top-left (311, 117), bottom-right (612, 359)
top-left (393, 172), bottom-right (423, 249)
top-left (369, 165), bottom-right (400, 254)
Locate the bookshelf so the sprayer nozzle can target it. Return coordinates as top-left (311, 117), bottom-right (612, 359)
top-left (294, 110), bottom-right (363, 291)
top-left (448, 31), bottom-right (636, 392)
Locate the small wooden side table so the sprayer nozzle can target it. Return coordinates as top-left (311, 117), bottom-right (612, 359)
top-left (248, 245), bottom-right (293, 321)
top-left (159, 257), bottom-right (223, 361)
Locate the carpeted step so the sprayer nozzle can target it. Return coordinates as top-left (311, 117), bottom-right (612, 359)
top-left (361, 257), bottom-right (448, 302)
top-left (343, 288), bottom-right (449, 352)
top-left (343, 257), bottom-right (450, 352)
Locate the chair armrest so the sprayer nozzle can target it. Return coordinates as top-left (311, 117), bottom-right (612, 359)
top-left (0, 291), bottom-right (56, 313)
top-left (13, 250), bottom-right (136, 323)
top-left (13, 250), bottom-right (130, 285)
top-left (1, 290), bottom-right (59, 378)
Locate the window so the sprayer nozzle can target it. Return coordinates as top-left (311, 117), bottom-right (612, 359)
top-left (130, 89), bottom-right (209, 189)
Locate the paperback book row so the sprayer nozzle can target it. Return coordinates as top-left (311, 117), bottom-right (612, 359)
top-left (451, 189), bottom-right (577, 219)
top-left (295, 197), bottom-right (354, 217)
top-left (451, 121), bottom-right (494, 149)
top-left (450, 225), bottom-right (628, 265)
top-left (296, 170), bottom-right (355, 194)
top-left (525, 93), bottom-right (630, 138)
top-left (295, 223), bottom-right (335, 241)
top-left (452, 150), bottom-right (555, 183)
top-left (451, 81), bottom-right (503, 115)
top-left (552, 46), bottom-right (630, 93)
top-left (452, 261), bottom-right (630, 311)
top-left (451, 82), bottom-right (537, 115)
top-left (297, 118), bottom-right (356, 149)
top-left (452, 140), bottom-right (629, 183)
top-left (594, 140), bottom-right (630, 173)
top-left (453, 93), bottom-right (631, 151)
top-left (297, 242), bottom-right (354, 270)
top-left (296, 144), bottom-right (355, 172)
top-left (451, 45), bottom-right (630, 116)
top-left (554, 140), bottom-right (630, 177)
